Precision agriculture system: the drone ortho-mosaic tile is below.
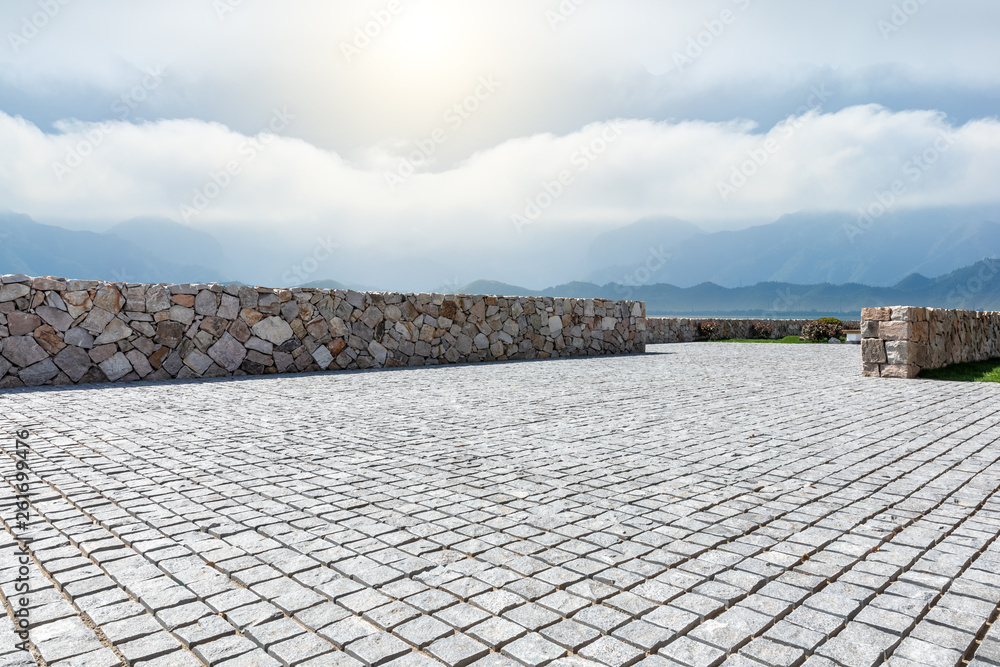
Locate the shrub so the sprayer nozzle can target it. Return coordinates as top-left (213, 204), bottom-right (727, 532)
top-left (748, 321), bottom-right (775, 340)
top-left (801, 320), bottom-right (843, 341)
top-left (816, 317), bottom-right (843, 325)
top-left (698, 321), bottom-right (719, 340)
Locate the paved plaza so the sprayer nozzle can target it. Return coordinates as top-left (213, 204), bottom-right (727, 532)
top-left (2, 343), bottom-right (1000, 667)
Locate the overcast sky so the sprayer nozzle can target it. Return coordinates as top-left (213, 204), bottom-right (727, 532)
top-left (2, 0), bottom-right (1000, 286)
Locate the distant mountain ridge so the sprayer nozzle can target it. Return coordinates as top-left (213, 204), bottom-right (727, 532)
top-left (584, 216), bottom-right (704, 285)
top-left (4, 206), bottom-right (1000, 300)
top-left (107, 217), bottom-right (234, 279)
top-left (0, 212), bottom-right (229, 284)
top-left (454, 257), bottom-right (1000, 317)
top-left (583, 205), bottom-right (1000, 288)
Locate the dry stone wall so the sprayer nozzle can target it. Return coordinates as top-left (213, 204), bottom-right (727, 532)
top-left (862, 306), bottom-right (1000, 378)
top-left (645, 317), bottom-right (859, 343)
top-left (0, 274), bottom-right (645, 388)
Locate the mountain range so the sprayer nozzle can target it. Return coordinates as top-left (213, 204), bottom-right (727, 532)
top-left (582, 205), bottom-right (1000, 288)
top-left (456, 255), bottom-right (1000, 317)
top-left (0, 212), bottom-right (232, 284)
top-left (3, 206), bottom-right (1000, 317)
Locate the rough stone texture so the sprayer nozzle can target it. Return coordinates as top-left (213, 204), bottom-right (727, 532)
top-left (1, 335), bottom-right (49, 367)
top-left (208, 333), bottom-right (248, 372)
top-left (0, 282), bottom-right (29, 302)
top-left (18, 358), bottom-right (59, 386)
top-left (7, 312), bottom-right (41, 336)
top-left (35, 305), bottom-right (75, 332)
top-left (0, 275), bottom-right (644, 386)
top-left (645, 318), bottom-right (859, 344)
top-left (54, 346), bottom-right (94, 382)
top-left (861, 305), bottom-right (1000, 378)
top-left (3, 343), bottom-right (1000, 665)
top-left (99, 351), bottom-right (133, 381)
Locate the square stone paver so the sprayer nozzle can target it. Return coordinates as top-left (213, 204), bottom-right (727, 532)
top-left (3, 343), bottom-right (999, 667)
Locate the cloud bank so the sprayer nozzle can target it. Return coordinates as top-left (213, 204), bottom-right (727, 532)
top-left (2, 105), bottom-right (999, 241)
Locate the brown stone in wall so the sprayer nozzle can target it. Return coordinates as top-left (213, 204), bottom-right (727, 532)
top-left (8, 312), bottom-right (41, 336)
top-left (93, 286), bottom-right (124, 313)
top-left (890, 306), bottom-right (926, 322)
top-left (861, 307), bottom-right (891, 321)
top-left (241, 309), bottom-right (264, 327)
top-left (228, 318), bottom-right (251, 343)
top-left (148, 346), bottom-right (170, 369)
top-left (199, 317), bottom-right (229, 337)
top-left (880, 363), bottom-right (920, 379)
top-left (879, 321), bottom-right (912, 341)
top-left (33, 325), bottom-right (66, 355)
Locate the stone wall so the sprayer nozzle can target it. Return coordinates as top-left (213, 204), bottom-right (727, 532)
top-left (862, 306), bottom-right (1000, 378)
top-left (645, 317), bottom-right (860, 344)
top-left (0, 274), bottom-right (645, 388)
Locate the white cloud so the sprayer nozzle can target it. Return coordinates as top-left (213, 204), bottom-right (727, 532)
top-left (3, 105), bottom-right (1000, 245)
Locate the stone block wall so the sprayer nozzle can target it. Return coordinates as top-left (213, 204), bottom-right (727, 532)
top-left (862, 306), bottom-right (1000, 378)
top-left (0, 274), bottom-right (645, 388)
top-left (645, 318), bottom-right (860, 344)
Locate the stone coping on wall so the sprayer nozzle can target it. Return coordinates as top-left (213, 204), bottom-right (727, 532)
top-left (862, 305), bottom-right (1000, 378)
top-left (0, 274), bottom-right (645, 388)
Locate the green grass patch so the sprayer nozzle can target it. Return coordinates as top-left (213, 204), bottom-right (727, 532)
top-left (711, 336), bottom-right (832, 344)
top-left (919, 359), bottom-right (1000, 383)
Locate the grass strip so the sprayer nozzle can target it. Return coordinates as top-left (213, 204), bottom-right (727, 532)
top-left (711, 336), bottom-right (838, 344)
top-left (919, 359), bottom-right (1000, 383)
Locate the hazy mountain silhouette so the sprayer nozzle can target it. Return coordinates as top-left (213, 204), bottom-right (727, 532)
top-left (456, 257), bottom-right (1000, 317)
top-left (107, 216), bottom-right (234, 278)
top-left (0, 211), bottom-right (226, 283)
top-left (583, 205), bottom-right (1000, 288)
top-left (4, 206), bottom-right (1000, 301)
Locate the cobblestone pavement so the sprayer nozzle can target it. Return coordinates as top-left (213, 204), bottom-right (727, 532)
top-left (2, 343), bottom-right (1000, 667)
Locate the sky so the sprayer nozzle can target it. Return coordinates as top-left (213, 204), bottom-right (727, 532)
top-left (1, 0), bottom-right (1000, 288)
